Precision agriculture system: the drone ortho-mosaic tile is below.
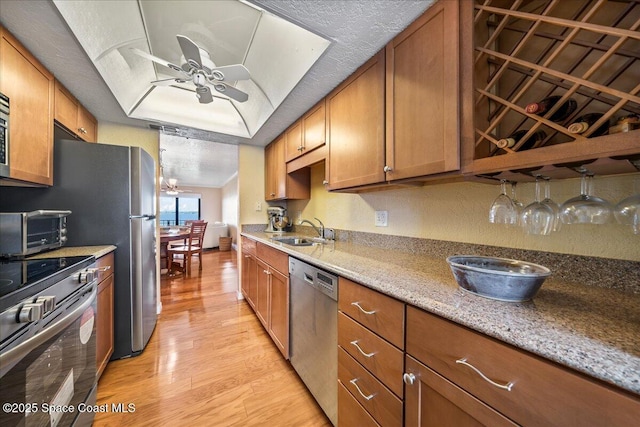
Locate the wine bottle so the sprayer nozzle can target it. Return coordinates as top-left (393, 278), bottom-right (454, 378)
top-left (525, 95), bottom-right (577, 122)
top-left (495, 130), bottom-right (547, 152)
top-left (567, 113), bottom-right (609, 137)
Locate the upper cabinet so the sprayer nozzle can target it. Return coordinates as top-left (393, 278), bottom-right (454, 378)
top-left (326, 50), bottom-right (386, 190)
top-left (265, 135), bottom-right (310, 201)
top-left (285, 99), bottom-right (327, 164)
top-left (326, 1), bottom-right (462, 191)
top-left (0, 26), bottom-right (54, 186)
top-left (385, 0), bottom-right (460, 181)
top-left (462, 0), bottom-right (640, 181)
top-left (55, 80), bottom-right (97, 143)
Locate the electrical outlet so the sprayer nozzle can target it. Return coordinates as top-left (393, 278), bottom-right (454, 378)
top-left (255, 201), bottom-right (262, 211)
top-left (375, 210), bottom-right (388, 227)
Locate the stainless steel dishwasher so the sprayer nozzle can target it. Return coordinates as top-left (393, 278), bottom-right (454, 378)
top-left (289, 257), bottom-right (338, 426)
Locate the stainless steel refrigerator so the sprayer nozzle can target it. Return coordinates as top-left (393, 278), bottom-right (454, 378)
top-left (0, 136), bottom-right (158, 359)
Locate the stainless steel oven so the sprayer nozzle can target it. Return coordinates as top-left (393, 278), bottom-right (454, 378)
top-left (0, 92), bottom-right (8, 179)
top-left (0, 256), bottom-right (98, 427)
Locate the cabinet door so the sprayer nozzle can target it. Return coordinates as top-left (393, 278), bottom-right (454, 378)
top-left (77, 104), bottom-right (97, 142)
top-left (285, 120), bottom-right (303, 162)
top-left (255, 259), bottom-right (270, 328)
top-left (97, 274), bottom-right (114, 378)
top-left (241, 253), bottom-right (257, 309)
top-left (404, 355), bottom-right (516, 427)
top-left (54, 80), bottom-right (78, 133)
top-left (265, 136), bottom-right (286, 200)
top-left (302, 99), bottom-right (326, 153)
top-left (327, 50), bottom-right (386, 190)
top-left (385, 0), bottom-right (460, 180)
top-left (268, 268), bottom-right (289, 359)
top-left (0, 26), bottom-right (54, 185)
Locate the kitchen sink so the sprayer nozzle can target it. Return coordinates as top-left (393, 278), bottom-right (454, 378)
top-left (272, 236), bottom-right (326, 246)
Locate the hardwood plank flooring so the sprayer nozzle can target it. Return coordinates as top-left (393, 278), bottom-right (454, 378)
top-left (94, 249), bottom-right (332, 426)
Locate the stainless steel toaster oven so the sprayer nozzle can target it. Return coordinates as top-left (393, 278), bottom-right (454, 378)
top-left (0, 210), bottom-right (71, 258)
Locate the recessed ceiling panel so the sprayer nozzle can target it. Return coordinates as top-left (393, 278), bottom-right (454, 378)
top-left (53, 0), bottom-right (330, 139)
top-left (131, 86), bottom-right (250, 137)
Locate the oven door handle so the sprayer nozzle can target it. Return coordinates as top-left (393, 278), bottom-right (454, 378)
top-left (0, 285), bottom-right (96, 378)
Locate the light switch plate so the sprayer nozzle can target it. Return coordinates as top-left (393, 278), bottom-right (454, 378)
top-left (255, 201), bottom-right (262, 211)
top-left (375, 210), bottom-right (388, 227)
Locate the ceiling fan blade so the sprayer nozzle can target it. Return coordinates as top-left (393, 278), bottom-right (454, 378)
top-left (212, 82), bottom-right (249, 103)
top-left (130, 48), bottom-right (184, 74)
top-left (150, 78), bottom-right (186, 86)
top-left (177, 35), bottom-right (203, 69)
top-left (195, 86), bottom-right (214, 104)
top-left (211, 64), bottom-right (251, 82)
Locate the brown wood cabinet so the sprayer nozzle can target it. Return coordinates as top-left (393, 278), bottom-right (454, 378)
top-left (385, 0), bottom-right (460, 181)
top-left (265, 135), bottom-right (310, 201)
top-left (240, 237), bottom-right (258, 309)
top-left (54, 80), bottom-right (97, 143)
top-left (405, 306), bottom-right (640, 427)
top-left (96, 252), bottom-right (115, 379)
top-left (337, 277), bottom-right (406, 426)
top-left (0, 26), bottom-right (54, 186)
top-left (250, 241), bottom-right (290, 359)
top-left (326, 50), bottom-right (386, 190)
top-left (462, 0), bottom-right (640, 181)
top-left (285, 99), bottom-right (327, 163)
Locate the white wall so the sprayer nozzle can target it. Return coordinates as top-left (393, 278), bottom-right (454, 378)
top-left (222, 173), bottom-right (239, 245)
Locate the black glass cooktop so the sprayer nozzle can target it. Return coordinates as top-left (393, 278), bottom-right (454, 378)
top-left (0, 255), bottom-right (94, 311)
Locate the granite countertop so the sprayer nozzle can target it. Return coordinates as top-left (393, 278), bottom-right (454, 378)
top-left (27, 245), bottom-right (117, 260)
top-left (242, 231), bottom-right (640, 396)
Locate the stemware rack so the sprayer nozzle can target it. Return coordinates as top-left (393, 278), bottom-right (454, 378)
top-left (468, 0), bottom-right (640, 182)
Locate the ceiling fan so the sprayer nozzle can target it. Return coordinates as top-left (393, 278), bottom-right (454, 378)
top-left (131, 35), bottom-right (250, 103)
top-left (161, 177), bottom-right (190, 195)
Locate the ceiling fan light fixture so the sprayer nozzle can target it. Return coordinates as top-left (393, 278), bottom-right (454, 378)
top-left (166, 190), bottom-right (179, 196)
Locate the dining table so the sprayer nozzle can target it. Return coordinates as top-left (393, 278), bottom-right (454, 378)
top-left (159, 228), bottom-right (191, 273)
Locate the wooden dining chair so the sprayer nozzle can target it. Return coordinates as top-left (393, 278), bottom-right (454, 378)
top-left (168, 221), bottom-right (208, 276)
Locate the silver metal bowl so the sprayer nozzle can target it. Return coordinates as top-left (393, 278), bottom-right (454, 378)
top-left (446, 255), bottom-right (551, 302)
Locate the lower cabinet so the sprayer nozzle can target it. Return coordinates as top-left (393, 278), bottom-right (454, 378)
top-left (96, 252), bottom-right (114, 379)
top-left (242, 238), bottom-right (290, 359)
top-left (405, 306), bottom-right (640, 427)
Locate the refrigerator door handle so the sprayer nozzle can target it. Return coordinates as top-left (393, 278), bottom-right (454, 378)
top-left (130, 214), bottom-right (156, 220)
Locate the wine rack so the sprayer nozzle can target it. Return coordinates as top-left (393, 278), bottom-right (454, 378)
top-left (469, 0), bottom-right (640, 181)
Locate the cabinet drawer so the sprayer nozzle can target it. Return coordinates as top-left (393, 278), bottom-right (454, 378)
top-left (95, 252), bottom-right (114, 283)
top-left (338, 348), bottom-right (402, 427)
top-left (338, 277), bottom-right (404, 349)
top-left (406, 306), bottom-right (640, 427)
top-left (338, 312), bottom-right (404, 397)
top-left (256, 242), bottom-right (288, 274)
top-left (242, 236), bottom-right (256, 256)
top-left (338, 381), bottom-right (380, 427)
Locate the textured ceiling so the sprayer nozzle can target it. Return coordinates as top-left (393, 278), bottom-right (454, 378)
top-left (0, 0), bottom-right (435, 187)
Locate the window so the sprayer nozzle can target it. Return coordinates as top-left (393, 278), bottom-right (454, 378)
top-left (159, 196), bottom-right (201, 226)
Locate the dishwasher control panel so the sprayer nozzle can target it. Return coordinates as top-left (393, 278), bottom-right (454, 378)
top-left (289, 257), bottom-right (338, 301)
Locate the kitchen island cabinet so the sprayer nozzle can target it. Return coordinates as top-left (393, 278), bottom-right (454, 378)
top-left (0, 26), bottom-right (54, 186)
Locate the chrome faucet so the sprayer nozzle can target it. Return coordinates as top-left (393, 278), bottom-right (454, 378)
top-left (299, 217), bottom-right (324, 238)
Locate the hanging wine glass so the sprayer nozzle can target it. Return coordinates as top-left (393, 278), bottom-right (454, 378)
top-left (521, 177), bottom-right (555, 235)
top-left (540, 177), bottom-right (561, 232)
top-left (489, 180), bottom-right (517, 225)
top-left (560, 173), bottom-right (613, 225)
top-left (511, 182), bottom-right (524, 225)
top-left (614, 194), bottom-right (640, 234)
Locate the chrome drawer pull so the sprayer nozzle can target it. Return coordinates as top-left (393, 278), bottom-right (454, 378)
top-left (455, 358), bottom-right (514, 391)
top-left (403, 372), bottom-right (416, 385)
top-left (349, 378), bottom-right (375, 400)
top-left (351, 301), bottom-right (376, 315)
top-left (350, 340), bottom-right (375, 358)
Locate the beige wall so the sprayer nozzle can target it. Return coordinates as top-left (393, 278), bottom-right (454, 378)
top-left (238, 145), bottom-right (266, 225)
top-left (97, 121), bottom-right (159, 163)
top-left (288, 164), bottom-right (640, 262)
top-left (222, 173), bottom-right (239, 245)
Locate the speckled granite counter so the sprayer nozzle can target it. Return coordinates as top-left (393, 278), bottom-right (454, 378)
top-left (27, 245), bottom-right (117, 260)
top-left (241, 230), bottom-right (640, 396)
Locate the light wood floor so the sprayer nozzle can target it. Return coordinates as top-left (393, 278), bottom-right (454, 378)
top-left (94, 249), bottom-right (331, 426)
